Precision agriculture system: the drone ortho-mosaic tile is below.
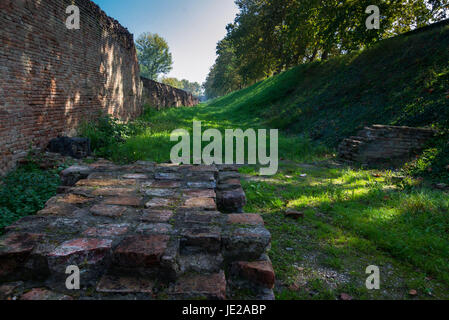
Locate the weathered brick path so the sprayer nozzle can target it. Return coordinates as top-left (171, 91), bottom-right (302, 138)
top-left (0, 160), bottom-right (275, 300)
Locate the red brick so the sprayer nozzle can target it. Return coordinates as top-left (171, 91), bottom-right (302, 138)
top-left (49, 238), bottom-right (112, 258)
top-left (90, 204), bottom-right (126, 218)
top-left (114, 235), bottom-right (170, 268)
top-left (172, 271), bottom-right (226, 300)
top-left (37, 203), bottom-right (78, 217)
top-left (0, 233), bottom-right (43, 277)
top-left (217, 188), bottom-right (247, 212)
top-left (76, 179), bottom-right (136, 187)
top-left (234, 260), bottom-right (275, 289)
top-left (227, 214), bottom-right (264, 226)
top-left (181, 227), bottom-right (221, 252)
top-left (183, 197), bottom-right (217, 211)
top-left (151, 181), bottom-right (181, 189)
top-left (92, 188), bottom-right (137, 197)
top-left (20, 288), bottom-right (73, 301)
top-left (101, 196), bottom-right (143, 207)
top-left (48, 238), bottom-right (112, 272)
top-left (96, 275), bottom-right (154, 294)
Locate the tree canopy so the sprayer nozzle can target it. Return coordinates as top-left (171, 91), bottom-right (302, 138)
top-left (161, 77), bottom-right (203, 97)
top-left (203, 0), bottom-right (449, 99)
top-left (136, 33), bottom-right (173, 80)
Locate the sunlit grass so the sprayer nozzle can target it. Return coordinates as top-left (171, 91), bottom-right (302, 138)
top-left (242, 162), bottom-right (449, 293)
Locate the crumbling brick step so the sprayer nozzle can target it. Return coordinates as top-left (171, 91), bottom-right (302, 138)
top-left (0, 160), bottom-right (274, 300)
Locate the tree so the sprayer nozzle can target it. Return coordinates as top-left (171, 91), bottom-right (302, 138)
top-left (203, 39), bottom-right (243, 99)
top-left (160, 77), bottom-right (203, 97)
top-left (205, 0), bottom-right (449, 97)
top-left (136, 33), bottom-right (173, 80)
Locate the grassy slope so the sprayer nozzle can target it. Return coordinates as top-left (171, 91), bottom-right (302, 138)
top-left (78, 23), bottom-right (449, 299)
top-left (213, 22), bottom-right (449, 146)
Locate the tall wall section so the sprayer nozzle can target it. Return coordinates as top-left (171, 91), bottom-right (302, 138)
top-left (0, 0), bottom-right (142, 175)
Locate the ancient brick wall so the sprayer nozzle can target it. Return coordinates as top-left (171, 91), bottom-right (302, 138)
top-left (0, 0), bottom-right (142, 175)
top-left (141, 77), bottom-right (199, 110)
top-left (338, 125), bottom-right (435, 167)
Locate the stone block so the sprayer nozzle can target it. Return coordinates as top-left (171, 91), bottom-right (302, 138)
top-left (0, 233), bottom-right (43, 279)
top-left (113, 235), bottom-right (170, 268)
top-left (182, 189), bottom-right (216, 199)
top-left (223, 227), bottom-right (271, 261)
top-left (180, 227), bottom-right (221, 253)
top-left (20, 288), bottom-right (73, 300)
top-left (140, 210), bottom-right (174, 223)
top-left (96, 274), bottom-right (154, 294)
top-left (144, 188), bottom-right (177, 197)
top-left (155, 172), bottom-right (182, 181)
top-left (145, 198), bottom-right (177, 209)
top-left (47, 137), bottom-right (91, 159)
top-left (136, 223), bottom-right (173, 235)
top-left (47, 238), bottom-right (113, 278)
top-left (216, 188), bottom-right (247, 213)
top-left (90, 204), bottom-right (126, 218)
top-left (150, 181), bottom-right (182, 189)
top-left (186, 181), bottom-right (216, 189)
top-left (171, 271), bottom-right (226, 300)
top-left (227, 214), bottom-right (264, 226)
top-left (232, 260), bottom-right (275, 289)
top-left (183, 197), bottom-right (217, 211)
top-left (82, 224), bottom-right (130, 237)
top-left (101, 196), bottom-right (143, 207)
top-left (60, 165), bottom-right (92, 186)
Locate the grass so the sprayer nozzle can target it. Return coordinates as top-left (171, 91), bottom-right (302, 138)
top-left (241, 162), bottom-right (449, 299)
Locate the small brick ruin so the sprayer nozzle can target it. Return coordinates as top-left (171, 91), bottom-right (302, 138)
top-left (338, 125), bottom-right (435, 167)
top-left (0, 161), bottom-right (275, 300)
top-left (141, 77), bottom-right (199, 110)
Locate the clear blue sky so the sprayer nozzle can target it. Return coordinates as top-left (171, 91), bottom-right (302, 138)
top-left (91, 0), bottom-right (238, 84)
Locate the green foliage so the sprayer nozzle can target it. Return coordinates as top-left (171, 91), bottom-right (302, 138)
top-left (0, 166), bottom-right (60, 234)
top-left (136, 32), bottom-right (173, 80)
top-left (79, 114), bottom-right (148, 159)
top-left (204, 39), bottom-right (243, 99)
top-left (405, 135), bottom-right (449, 183)
top-left (0, 207), bottom-right (19, 233)
top-left (204, 0), bottom-right (449, 96)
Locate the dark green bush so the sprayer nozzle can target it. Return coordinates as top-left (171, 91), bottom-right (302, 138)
top-left (0, 166), bottom-right (61, 234)
top-left (79, 114), bottom-right (148, 159)
top-left (404, 134), bottom-right (449, 184)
